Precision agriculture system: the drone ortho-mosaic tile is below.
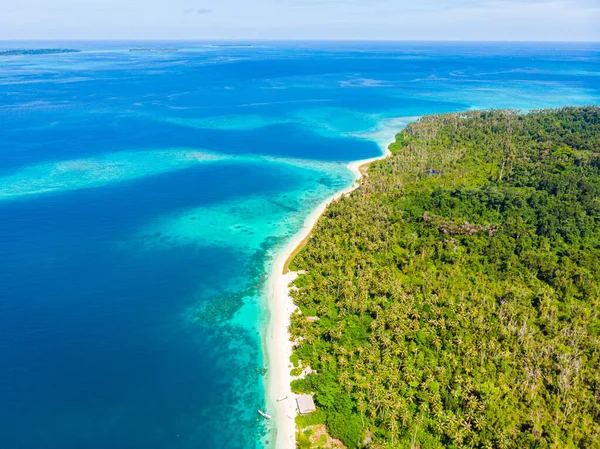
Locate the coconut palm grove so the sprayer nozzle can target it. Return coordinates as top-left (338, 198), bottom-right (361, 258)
top-left (289, 107), bottom-right (600, 449)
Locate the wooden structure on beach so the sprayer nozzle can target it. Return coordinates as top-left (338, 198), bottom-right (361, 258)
top-left (296, 394), bottom-right (316, 414)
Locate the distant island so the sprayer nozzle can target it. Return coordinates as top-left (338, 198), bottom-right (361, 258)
top-left (0, 49), bottom-right (80, 56)
top-left (129, 48), bottom-right (178, 53)
top-left (213, 44), bottom-right (254, 48)
top-left (287, 107), bottom-right (600, 448)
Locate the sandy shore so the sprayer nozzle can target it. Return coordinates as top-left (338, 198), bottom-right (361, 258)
top-left (265, 140), bottom-right (392, 449)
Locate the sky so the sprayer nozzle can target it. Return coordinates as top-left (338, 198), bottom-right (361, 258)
top-left (1, 0), bottom-right (599, 41)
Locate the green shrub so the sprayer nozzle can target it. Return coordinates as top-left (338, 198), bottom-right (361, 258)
top-left (296, 410), bottom-right (327, 428)
top-left (326, 413), bottom-right (363, 449)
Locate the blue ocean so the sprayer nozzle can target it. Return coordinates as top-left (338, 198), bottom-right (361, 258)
top-left (0, 41), bottom-right (599, 449)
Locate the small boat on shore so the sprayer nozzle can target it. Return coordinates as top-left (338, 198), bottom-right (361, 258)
top-left (258, 410), bottom-right (272, 420)
top-left (276, 396), bottom-right (288, 402)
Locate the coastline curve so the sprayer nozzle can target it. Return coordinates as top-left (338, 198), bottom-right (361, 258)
top-left (264, 137), bottom-right (393, 449)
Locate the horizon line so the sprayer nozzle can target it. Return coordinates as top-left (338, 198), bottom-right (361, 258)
top-left (1, 38), bottom-right (599, 44)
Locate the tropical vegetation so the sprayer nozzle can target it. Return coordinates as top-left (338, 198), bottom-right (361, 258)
top-left (288, 107), bottom-right (600, 448)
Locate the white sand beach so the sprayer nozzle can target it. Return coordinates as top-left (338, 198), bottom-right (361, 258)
top-left (265, 139), bottom-right (393, 449)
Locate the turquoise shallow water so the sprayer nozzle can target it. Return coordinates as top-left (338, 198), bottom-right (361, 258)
top-left (0, 41), bottom-right (599, 449)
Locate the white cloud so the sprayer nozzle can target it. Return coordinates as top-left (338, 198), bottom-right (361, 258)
top-left (183, 7), bottom-right (213, 14)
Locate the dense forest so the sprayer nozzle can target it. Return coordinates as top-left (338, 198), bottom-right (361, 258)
top-left (288, 107), bottom-right (600, 449)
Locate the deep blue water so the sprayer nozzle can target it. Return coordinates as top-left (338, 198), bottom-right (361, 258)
top-left (0, 41), bottom-right (599, 449)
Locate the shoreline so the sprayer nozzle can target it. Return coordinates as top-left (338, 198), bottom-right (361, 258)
top-left (264, 139), bottom-right (393, 449)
